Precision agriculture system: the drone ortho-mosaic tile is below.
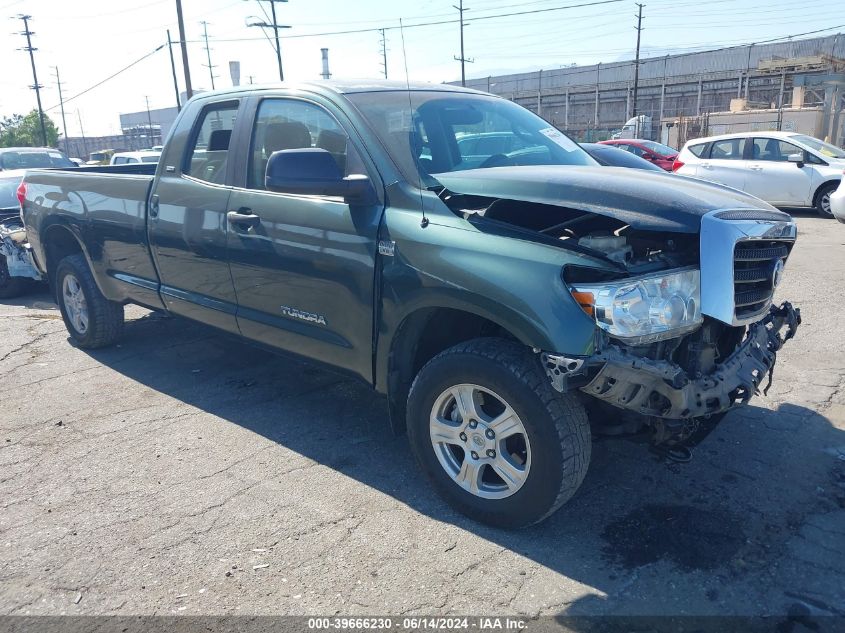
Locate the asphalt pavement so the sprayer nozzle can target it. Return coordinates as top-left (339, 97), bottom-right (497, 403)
top-left (1, 213), bottom-right (843, 619)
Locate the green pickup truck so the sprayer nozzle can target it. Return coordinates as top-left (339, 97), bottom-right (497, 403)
top-left (19, 82), bottom-right (800, 527)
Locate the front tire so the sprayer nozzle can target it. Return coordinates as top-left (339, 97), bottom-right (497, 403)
top-left (55, 254), bottom-right (124, 349)
top-left (815, 183), bottom-right (837, 217)
top-left (407, 338), bottom-right (591, 528)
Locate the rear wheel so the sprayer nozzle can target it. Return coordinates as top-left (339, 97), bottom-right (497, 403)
top-left (407, 338), bottom-right (591, 528)
top-left (815, 183), bottom-right (837, 217)
top-left (55, 254), bottom-right (124, 348)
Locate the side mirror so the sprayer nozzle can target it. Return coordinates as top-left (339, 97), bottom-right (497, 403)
top-left (265, 148), bottom-right (376, 205)
top-left (787, 153), bottom-right (805, 168)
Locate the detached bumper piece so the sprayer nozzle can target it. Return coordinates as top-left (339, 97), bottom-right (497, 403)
top-left (0, 222), bottom-right (42, 281)
top-left (581, 302), bottom-right (800, 419)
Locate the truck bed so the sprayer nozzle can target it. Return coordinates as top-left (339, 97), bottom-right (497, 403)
top-left (23, 167), bottom-right (164, 309)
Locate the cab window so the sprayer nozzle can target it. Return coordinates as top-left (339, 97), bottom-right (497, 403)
top-left (185, 101), bottom-right (239, 184)
top-left (247, 98), bottom-right (362, 191)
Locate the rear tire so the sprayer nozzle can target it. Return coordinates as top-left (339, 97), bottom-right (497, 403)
top-left (815, 183), bottom-right (837, 217)
top-left (407, 338), bottom-right (591, 528)
top-left (55, 254), bottom-right (124, 349)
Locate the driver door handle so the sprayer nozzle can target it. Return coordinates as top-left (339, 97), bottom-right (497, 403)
top-left (227, 208), bottom-right (261, 228)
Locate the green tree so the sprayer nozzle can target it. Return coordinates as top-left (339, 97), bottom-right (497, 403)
top-left (0, 110), bottom-right (60, 148)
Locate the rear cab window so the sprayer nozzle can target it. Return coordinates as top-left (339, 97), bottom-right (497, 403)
top-left (184, 101), bottom-right (239, 184)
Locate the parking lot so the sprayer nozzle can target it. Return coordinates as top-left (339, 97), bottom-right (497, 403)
top-left (0, 212), bottom-right (843, 618)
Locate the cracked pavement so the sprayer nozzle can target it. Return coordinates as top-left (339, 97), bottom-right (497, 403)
top-left (0, 213), bottom-right (843, 618)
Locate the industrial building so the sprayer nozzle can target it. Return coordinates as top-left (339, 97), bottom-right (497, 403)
top-left (459, 33), bottom-right (845, 147)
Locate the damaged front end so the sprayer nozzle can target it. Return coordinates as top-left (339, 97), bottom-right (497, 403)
top-left (551, 208), bottom-right (801, 442)
top-left (0, 215), bottom-right (42, 284)
top-left (579, 302), bottom-right (800, 419)
top-left (432, 169), bottom-right (801, 444)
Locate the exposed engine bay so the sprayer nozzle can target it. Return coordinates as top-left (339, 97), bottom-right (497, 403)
top-left (439, 192), bottom-right (699, 276)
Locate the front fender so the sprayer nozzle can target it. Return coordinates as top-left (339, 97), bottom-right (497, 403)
top-left (374, 203), bottom-right (602, 393)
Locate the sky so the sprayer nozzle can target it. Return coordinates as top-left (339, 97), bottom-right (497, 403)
top-left (1, 0), bottom-right (843, 139)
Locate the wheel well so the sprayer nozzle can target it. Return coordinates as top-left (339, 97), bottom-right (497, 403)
top-left (43, 226), bottom-right (83, 292)
top-left (814, 180), bottom-right (839, 206)
top-left (386, 307), bottom-right (521, 434)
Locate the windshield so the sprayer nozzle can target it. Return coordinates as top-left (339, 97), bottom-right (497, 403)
top-left (0, 150), bottom-right (74, 170)
top-left (141, 155), bottom-right (160, 163)
top-left (791, 134), bottom-right (845, 159)
top-left (347, 91), bottom-right (596, 187)
top-left (639, 140), bottom-right (677, 156)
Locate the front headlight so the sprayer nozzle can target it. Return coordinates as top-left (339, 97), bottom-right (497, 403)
top-left (571, 267), bottom-right (703, 344)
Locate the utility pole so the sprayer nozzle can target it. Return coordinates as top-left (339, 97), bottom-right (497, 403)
top-left (252, 0), bottom-right (289, 81)
top-left (166, 29), bottom-right (182, 111)
top-left (144, 96), bottom-right (155, 148)
top-left (76, 110), bottom-right (88, 158)
top-left (200, 21), bottom-right (217, 89)
top-left (16, 15), bottom-right (48, 147)
top-left (453, 0), bottom-right (473, 87)
top-left (52, 66), bottom-right (69, 153)
top-left (632, 3), bottom-right (644, 117)
top-left (175, 0), bottom-right (193, 100)
top-left (379, 28), bottom-right (388, 79)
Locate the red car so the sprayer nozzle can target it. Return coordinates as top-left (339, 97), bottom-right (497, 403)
top-left (597, 139), bottom-right (679, 171)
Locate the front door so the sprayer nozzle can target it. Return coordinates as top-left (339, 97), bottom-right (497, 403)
top-left (149, 100), bottom-right (242, 333)
top-left (744, 137), bottom-right (815, 206)
top-left (225, 96), bottom-right (383, 382)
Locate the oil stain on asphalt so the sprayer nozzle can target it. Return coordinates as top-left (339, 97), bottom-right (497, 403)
top-left (601, 504), bottom-right (746, 571)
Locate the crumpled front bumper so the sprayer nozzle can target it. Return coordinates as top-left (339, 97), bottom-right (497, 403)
top-left (579, 302), bottom-right (801, 419)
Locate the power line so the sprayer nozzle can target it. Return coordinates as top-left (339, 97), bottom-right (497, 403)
top-left (184, 0), bottom-right (626, 43)
top-left (44, 45), bottom-right (165, 112)
top-left (15, 14), bottom-right (48, 146)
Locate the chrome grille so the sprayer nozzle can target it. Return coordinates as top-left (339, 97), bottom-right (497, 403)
top-left (733, 240), bottom-right (791, 320)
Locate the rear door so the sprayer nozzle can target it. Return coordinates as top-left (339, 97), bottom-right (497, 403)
top-left (225, 95), bottom-right (384, 383)
top-left (744, 137), bottom-right (815, 206)
top-left (697, 137), bottom-right (749, 191)
top-left (148, 99), bottom-right (242, 333)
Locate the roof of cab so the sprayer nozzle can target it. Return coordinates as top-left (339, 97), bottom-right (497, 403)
top-left (188, 79), bottom-right (489, 100)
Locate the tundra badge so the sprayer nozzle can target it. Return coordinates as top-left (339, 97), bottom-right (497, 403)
top-left (280, 306), bottom-right (327, 326)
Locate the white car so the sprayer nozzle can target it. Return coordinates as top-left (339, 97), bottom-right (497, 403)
top-left (110, 150), bottom-right (161, 165)
top-left (831, 175), bottom-right (845, 223)
top-left (674, 131), bottom-right (845, 217)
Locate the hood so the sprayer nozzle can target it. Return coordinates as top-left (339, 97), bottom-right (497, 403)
top-left (432, 166), bottom-right (774, 233)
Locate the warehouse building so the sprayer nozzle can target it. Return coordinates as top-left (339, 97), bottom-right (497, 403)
top-left (459, 34), bottom-right (845, 147)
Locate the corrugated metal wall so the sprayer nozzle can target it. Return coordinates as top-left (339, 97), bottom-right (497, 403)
top-left (458, 34), bottom-right (845, 142)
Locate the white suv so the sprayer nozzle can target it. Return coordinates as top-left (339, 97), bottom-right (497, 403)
top-left (674, 131), bottom-right (845, 217)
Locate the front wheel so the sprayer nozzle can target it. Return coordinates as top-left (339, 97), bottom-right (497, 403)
top-left (55, 254), bottom-right (124, 348)
top-left (815, 183), bottom-right (837, 217)
top-left (407, 338), bottom-right (591, 528)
